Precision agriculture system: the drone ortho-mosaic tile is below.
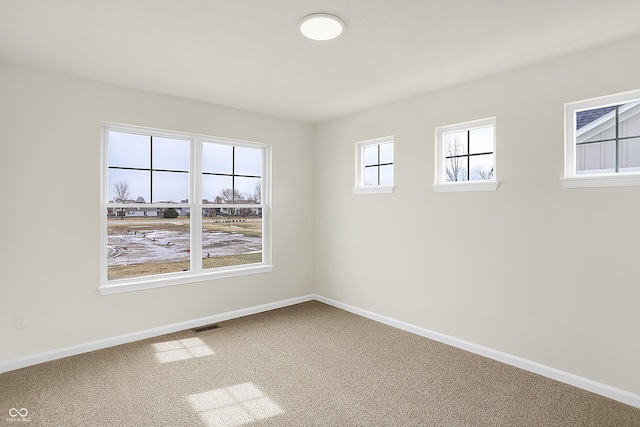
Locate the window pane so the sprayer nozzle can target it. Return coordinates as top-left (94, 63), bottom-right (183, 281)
top-left (363, 166), bottom-right (378, 186)
top-left (576, 106), bottom-right (617, 144)
top-left (152, 171), bottom-right (189, 203)
top-left (619, 101), bottom-right (640, 139)
top-left (379, 143), bottom-right (393, 164)
top-left (469, 126), bottom-right (493, 154)
top-left (235, 176), bottom-right (261, 203)
top-left (235, 146), bottom-right (262, 176)
top-left (582, 127), bottom-right (616, 143)
top-left (379, 164), bottom-right (393, 186)
top-left (107, 212), bottom-right (190, 280)
top-left (202, 143), bottom-right (233, 174)
top-left (576, 141), bottom-right (615, 174)
top-left (109, 169), bottom-right (150, 203)
top-left (363, 145), bottom-right (378, 166)
top-left (444, 156), bottom-right (467, 181)
top-left (153, 137), bottom-right (190, 171)
top-left (469, 154), bottom-right (494, 181)
top-left (202, 174), bottom-right (233, 203)
top-left (108, 131), bottom-right (150, 169)
top-left (620, 137), bottom-right (640, 172)
top-left (201, 208), bottom-right (262, 269)
top-left (444, 131), bottom-right (468, 156)
top-left (576, 106), bottom-right (616, 131)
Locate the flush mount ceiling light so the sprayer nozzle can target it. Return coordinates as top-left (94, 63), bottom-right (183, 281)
top-left (299, 13), bottom-right (345, 41)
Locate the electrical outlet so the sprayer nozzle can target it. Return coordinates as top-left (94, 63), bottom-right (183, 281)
top-left (14, 313), bottom-right (28, 329)
top-left (305, 270), bottom-right (312, 280)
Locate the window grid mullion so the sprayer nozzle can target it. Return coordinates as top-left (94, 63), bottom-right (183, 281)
top-left (445, 152), bottom-right (493, 159)
top-left (615, 106), bottom-right (620, 173)
top-left (150, 136), bottom-right (154, 203)
top-left (232, 146), bottom-right (236, 204)
top-left (192, 138), bottom-right (200, 274)
top-left (109, 166), bottom-right (188, 174)
top-left (466, 130), bottom-right (471, 181)
top-left (377, 144), bottom-right (381, 185)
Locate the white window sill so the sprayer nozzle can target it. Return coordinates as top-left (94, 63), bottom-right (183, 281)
top-left (99, 264), bottom-right (274, 295)
top-left (561, 174), bottom-right (640, 189)
top-left (352, 186), bottom-right (395, 195)
top-left (432, 181), bottom-right (498, 193)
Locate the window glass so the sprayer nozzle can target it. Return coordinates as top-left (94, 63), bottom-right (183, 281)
top-left (379, 164), bottom-right (394, 186)
top-left (355, 137), bottom-right (394, 191)
top-left (202, 175), bottom-right (233, 204)
top-left (108, 131), bottom-right (150, 169)
top-left (202, 143), bottom-right (233, 174)
top-left (379, 143), bottom-right (393, 164)
top-left (201, 208), bottom-right (262, 270)
top-left (469, 126), bottom-right (493, 154)
top-left (102, 125), bottom-right (271, 292)
top-left (151, 171), bottom-right (189, 203)
top-left (235, 176), bottom-right (262, 203)
top-left (363, 167), bottom-right (378, 186)
top-left (574, 100), bottom-right (640, 175)
top-left (109, 169), bottom-right (150, 203)
top-left (469, 154), bottom-right (494, 180)
top-left (619, 101), bottom-right (640, 138)
top-left (106, 208), bottom-right (191, 281)
top-left (153, 137), bottom-right (190, 171)
top-left (363, 145), bottom-right (379, 167)
top-left (235, 146), bottom-right (262, 176)
top-left (439, 120), bottom-right (495, 183)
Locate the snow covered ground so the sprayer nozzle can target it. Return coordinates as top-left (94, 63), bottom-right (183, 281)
top-left (108, 221), bottom-right (261, 266)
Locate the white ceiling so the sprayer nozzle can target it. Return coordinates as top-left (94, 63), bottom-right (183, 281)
top-left (2, 1), bottom-right (640, 124)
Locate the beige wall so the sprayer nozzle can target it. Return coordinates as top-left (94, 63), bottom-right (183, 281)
top-left (314, 35), bottom-right (640, 395)
top-left (0, 62), bottom-right (315, 362)
top-left (2, 34), bottom-right (640, 398)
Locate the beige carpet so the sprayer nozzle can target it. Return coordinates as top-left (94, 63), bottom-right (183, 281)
top-left (1, 301), bottom-right (639, 426)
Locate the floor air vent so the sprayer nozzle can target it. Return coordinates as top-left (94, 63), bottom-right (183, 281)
top-left (193, 323), bottom-right (220, 333)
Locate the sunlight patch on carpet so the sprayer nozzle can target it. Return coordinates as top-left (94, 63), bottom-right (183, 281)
top-left (152, 337), bottom-right (214, 363)
top-left (188, 382), bottom-right (283, 427)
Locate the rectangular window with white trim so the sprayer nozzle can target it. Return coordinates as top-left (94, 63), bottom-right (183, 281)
top-left (433, 117), bottom-right (498, 192)
top-left (101, 123), bottom-right (272, 295)
top-left (353, 136), bottom-right (394, 194)
top-left (563, 89), bottom-right (640, 188)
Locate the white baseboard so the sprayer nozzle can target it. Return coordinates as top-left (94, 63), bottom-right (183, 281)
top-left (313, 294), bottom-right (640, 409)
top-left (2, 293), bottom-right (638, 410)
top-left (0, 294), bottom-right (314, 374)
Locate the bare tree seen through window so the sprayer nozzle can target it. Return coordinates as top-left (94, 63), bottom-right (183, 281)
top-left (443, 128), bottom-right (494, 182)
top-left (251, 182), bottom-right (261, 203)
top-left (113, 181), bottom-right (130, 202)
top-left (113, 181), bottom-right (130, 219)
top-left (444, 133), bottom-right (466, 182)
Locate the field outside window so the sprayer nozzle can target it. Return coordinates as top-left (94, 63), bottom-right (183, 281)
top-left (102, 124), bottom-right (271, 293)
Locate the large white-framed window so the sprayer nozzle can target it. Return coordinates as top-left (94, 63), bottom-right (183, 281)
top-left (562, 89), bottom-right (640, 188)
top-left (353, 136), bottom-right (394, 195)
top-left (100, 123), bottom-right (272, 295)
top-left (433, 117), bottom-right (498, 192)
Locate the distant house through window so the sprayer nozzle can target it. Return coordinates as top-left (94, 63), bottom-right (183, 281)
top-left (563, 89), bottom-right (640, 188)
top-left (575, 103), bottom-right (640, 174)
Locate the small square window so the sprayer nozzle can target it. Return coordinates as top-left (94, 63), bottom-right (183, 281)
top-left (433, 118), bottom-right (498, 192)
top-left (353, 136), bottom-right (394, 194)
top-left (562, 89), bottom-right (640, 188)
